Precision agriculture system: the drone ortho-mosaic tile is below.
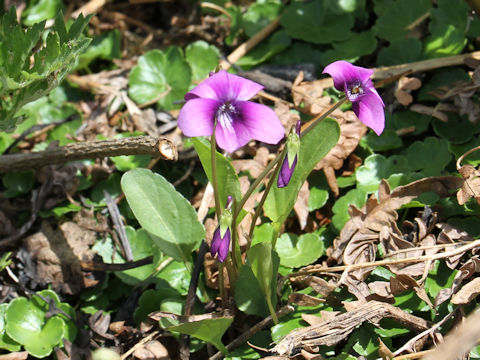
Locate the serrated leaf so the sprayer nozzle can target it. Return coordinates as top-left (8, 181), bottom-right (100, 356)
top-left (121, 168), bottom-right (204, 262)
top-left (264, 118), bottom-right (340, 225)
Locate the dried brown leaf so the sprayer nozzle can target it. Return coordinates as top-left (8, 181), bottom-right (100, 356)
top-left (395, 76), bottom-right (422, 106)
top-left (133, 340), bottom-right (170, 360)
top-left (232, 147), bottom-right (270, 179)
top-left (457, 164), bottom-right (480, 205)
top-left (368, 281), bottom-right (393, 300)
top-left (301, 314), bottom-right (325, 326)
top-left (378, 337), bottom-right (394, 360)
top-left (289, 293), bottom-right (324, 307)
top-left (0, 353), bottom-right (29, 360)
top-left (451, 277), bottom-right (480, 304)
top-left (274, 101), bottom-right (301, 131)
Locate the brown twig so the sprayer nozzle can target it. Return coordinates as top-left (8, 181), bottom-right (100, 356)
top-left (80, 256), bottom-right (153, 272)
top-left (0, 136), bottom-right (177, 173)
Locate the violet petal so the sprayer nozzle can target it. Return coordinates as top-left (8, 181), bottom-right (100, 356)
top-left (352, 90), bottom-right (385, 135)
top-left (177, 97), bottom-right (219, 137)
top-left (277, 155), bottom-right (297, 188)
top-left (215, 110), bottom-right (252, 153)
top-left (211, 228), bottom-right (222, 258)
top-left (235, 100), bottom-right (285, 145)
top-left (323, 61), bottom-right (374, 92)
top-left (185, 70), bottom-right (263, 102)
top-left (217, 228), bottom-right (231, 263)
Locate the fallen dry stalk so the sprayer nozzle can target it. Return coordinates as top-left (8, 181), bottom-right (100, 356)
top-left (281, 239), bottom-right (480, 289)
top-left (423, 309), bottom-right (480, 360)
top-left (271, 301), bottom-right (430, 356)
top-left (0, 136), bottom-right (177, 172)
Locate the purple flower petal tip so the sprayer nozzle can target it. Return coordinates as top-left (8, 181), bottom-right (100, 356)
top-left (178, 70), bottom-right (284, 152)
top-left (323, 60), bottom-right (385, 135)
top-left (211, 227), bottom-right (230, 263)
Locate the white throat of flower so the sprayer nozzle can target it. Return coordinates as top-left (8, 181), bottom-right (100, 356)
top-left (216, 101), bottom-right (238, 134)
top-left (346, 80), bottom-right (365, 101)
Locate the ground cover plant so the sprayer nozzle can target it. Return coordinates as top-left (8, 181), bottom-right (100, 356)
top-left (2, 0), bottom-right (480, 359)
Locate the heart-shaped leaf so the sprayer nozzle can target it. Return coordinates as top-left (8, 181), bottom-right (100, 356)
top-left (276, 231), bottom-right (325, 268)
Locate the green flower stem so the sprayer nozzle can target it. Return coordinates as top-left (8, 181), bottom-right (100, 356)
top-left (247, 147), bottom-right (287, 248)
top-left (218, 262), bottom-right (226, 306)
top-left (266, 292), bottom-right (278, 324)
top-left (300, 97), bottom-right (348, 139)
top-left (210, 130), bottom-right (222, 218)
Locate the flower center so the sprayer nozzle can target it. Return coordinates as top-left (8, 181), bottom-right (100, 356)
top-left (216, 101), bottom-right (238, 134)
top-left (346, 80), bottom-right (365, 101)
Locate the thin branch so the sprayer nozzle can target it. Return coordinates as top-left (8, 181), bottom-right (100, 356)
top-left (0, 136), bottom-right (177, 173)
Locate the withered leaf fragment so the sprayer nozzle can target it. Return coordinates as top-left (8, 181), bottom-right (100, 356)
top-left (457, 164), bottom-right (480, 205)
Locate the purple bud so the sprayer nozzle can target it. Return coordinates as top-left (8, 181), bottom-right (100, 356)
top-left (295, 120), bottom-right (301, 136)
top-left (277, 155), bottom-right (297, 188)
top-left (211, 227), bottom-right (231, 262)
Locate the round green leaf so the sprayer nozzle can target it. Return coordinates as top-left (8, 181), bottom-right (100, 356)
top-left (0, 304), bottom-right (20, 352)
top-left (355, 154), bottom-right (410, 193)
top-left (5, 298), bottom-right (64, 358)
top-left (331, 188), bottom-right (367, 233)
top-left (242, 1), bottom-right (282, 38)
top-left (377, 38), bottom-right (422, 66)
top-left (121, 168), bottom-right (204, 262)
top-left (322, 31), bottom-right (377, 65)
top-left (185, 41), bottom-right (220, 81)
top-left (406, 137), bottom-right (451, 176)
top-left (361, 129), bottom-right (403, 152)
top-left (432, 114), bottom-right (480, 144)
top-left (128, 48), bottom-right (191, 109)
top-left (276, 232), bottom-right (325, 268)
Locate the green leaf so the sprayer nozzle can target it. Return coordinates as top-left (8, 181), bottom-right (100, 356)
top-left (121, 168), bottom-right (204, 263)
top-left (169, 317), bottom-right (233, 354)
top-left (276, 231), bottom-right (325, 268)
top-left (2, 171), bottom-right (35, 198)
top-left (361, 129), bottom-right (403, 152)
top-left (308, 186), bottom-right (329, 212)
top-left (251, 222), bottom-right (275, 247)
top-left (111, 155), bottom-right (151, 172)
top-left (248, 242), bottom-right (275, 300)
top-left (0, 304), bottom-right (20, 352)
top-left (0, 8), bottom-right (91, 129)
top-left (242, 1), bottom-right (282, 38)
top-left (5, 294), bottom-right (65, 358)
top-left (331, 188), bottom-right (367, 233)
top-left (271, 41), bottom-right (322, 69)
top-left (280, 1), bottom-right (354, 44)
top-left (322, 31), bottom-right (377, 65)
top-left (392, 111), bottom-right (431, 135)
top-left (77, 30), bottom-right (121, 69)
top-left (128, 47), bottom-right (192, 110)
top-left (237, 30), bottom-right (291, 68)
top-left (185, 40), bottom-right (220, 81)
top-left (265, 118), bottom-right (340, 225)
top-left (192, 137), bottom-right (241, 207)
top-left (449, 135), bottom-right (480, 166)
top-left (406, 137), bottom-right (451, 176)
top-left (432, 114), bottom-right (480, 144)
top-left (419, 68), bottom-right (470, 101)
top-left (235, 264), bottom-right (270, 317)
top-left (373, 0), bottom-right (431, 41)
top-left (23, 0), bottom-right (63, 26)
top-left (113, 227), bottom-right (164, 285)
top-left (377, 38), bottom-right (422, 66)
top-left (355, 154), bottom-right (410, 193)
top-left (423, 24), bottom-right (466, 59)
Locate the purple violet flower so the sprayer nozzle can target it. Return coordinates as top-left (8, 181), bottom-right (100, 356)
top-left (278, 121), bottom-right (301, 188)
top-left (323, 61), bottom-right (385, 135)
top-left (211, 227), bottom-right (231, 263)
top-left (177, 70), bottom-right (285, 153)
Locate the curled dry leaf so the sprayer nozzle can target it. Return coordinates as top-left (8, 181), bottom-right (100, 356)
top-left (270, 301), bottom-right (429, 357)
top-left (457, 164), bottom-right (480, 205)
top-left (451, 277), bottom-right (480, 304)
top-left (395, 76), bottom-right (422, 106)
top-left (294, 181), bottom-right (310, 230)
top-left (289, 293), bottom-right (324, 307)
top-left (133, 340), bottom-right (170, 360)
